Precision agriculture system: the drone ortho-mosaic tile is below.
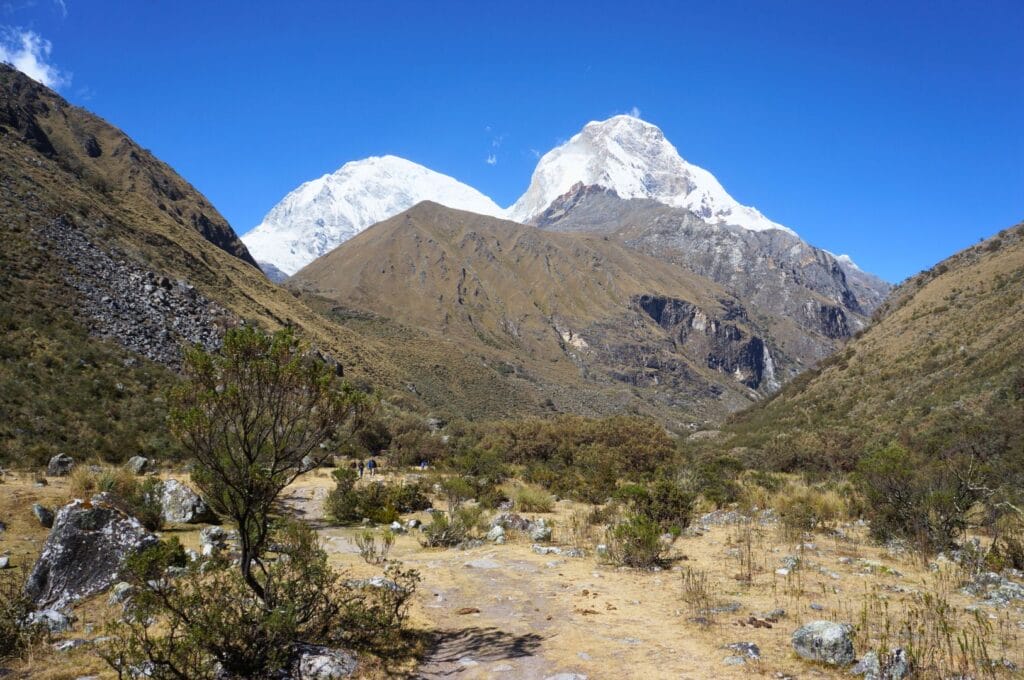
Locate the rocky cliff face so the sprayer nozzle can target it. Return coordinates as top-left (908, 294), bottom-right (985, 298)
top-left (534, 184), bottom-right (890, 366)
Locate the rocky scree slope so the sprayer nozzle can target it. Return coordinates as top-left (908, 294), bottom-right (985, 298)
top-left (291, 202), bottom-right (793, 426)
top-left (0, 66), bottom-right (543, 466)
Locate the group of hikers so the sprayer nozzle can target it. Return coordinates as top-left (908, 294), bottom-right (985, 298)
top-left (352, 457), bottom-right (429, 478)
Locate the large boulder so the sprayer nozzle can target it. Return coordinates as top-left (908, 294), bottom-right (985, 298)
top-left (125, 456), bottom-right (150, 475)
top-left (792, 620), bottom-right (856, 666)
top-left (24, 499), bottom-right (158, 609)
top-left (46, 453), bottom-right (75, 477)
top-left (160, 479), bottom-right (216, 524)
top-left (290, 643), bottom-right (358, 678)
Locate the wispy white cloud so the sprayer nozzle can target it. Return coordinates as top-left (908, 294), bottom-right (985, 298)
top-left (54, 0), bottom-right (68, 19)
top-left (485, 154), bottom-right (497, 166)
top-left (0, 28), bottom-right (69, 88)
top-left (529, 148), bottom-right (541, 159)
top-left (627, 105), bottom-right (641, 118)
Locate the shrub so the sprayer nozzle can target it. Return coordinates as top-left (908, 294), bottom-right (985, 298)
top-left (513, 484), bottom-right (555, 513)
top-left (856, 442), bottom-right (995, 554)
top-left (0, 569), bottom-right (44, 661)
top-left (613, 480), bottom-right (694, 532)
top-left (102, 522), bottom-right (419, 678)
top-left (67, 466), bottom-right (164, 531)
top-left (419, 507), bottom-right (483, 548)
top-left (604, 514), bottom-right (667, 569)
top-left (355, 528), bottom-right (395, 565)
top-left (326, 467), bottom-right (431, 525)
top-left (688, 456), bottom-right (743, 507)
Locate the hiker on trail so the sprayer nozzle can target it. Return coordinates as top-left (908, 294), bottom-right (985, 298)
top-left (367, 458), bottom-right (378, 476)
top-left (358, 460), bottom-right (365, 478)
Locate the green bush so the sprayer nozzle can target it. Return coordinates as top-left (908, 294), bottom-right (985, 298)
top-left (613, 479), bottom-right (694, 532)
top-left (419, 507), bottom-right (483, 548)
top-left (688, 456), bottom-right (743, 507)
top-left (326, 467), bottom-right (431, 525)
top-left (513, 484), bottom-right (555, 513)
top-left (0, 569), bottom-right (44, 661)
top-left (102, 522), bottom-right (419, 678)
top-left (604, 514), bottom-right (667, 569)
top-left (855, 442), bottom-right (989, 553)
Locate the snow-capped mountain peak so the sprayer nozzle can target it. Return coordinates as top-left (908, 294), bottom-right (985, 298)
top-left (507, 114), bottom-right (793, 235)
top-left (242, 155), bottom-right (503, 278)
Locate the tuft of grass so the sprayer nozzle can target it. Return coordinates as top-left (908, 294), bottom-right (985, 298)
top-left (512, 484), bottom-right (555, 513)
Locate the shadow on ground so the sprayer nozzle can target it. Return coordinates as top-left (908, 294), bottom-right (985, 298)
top-left (414, 626), bottom-right (545, 677)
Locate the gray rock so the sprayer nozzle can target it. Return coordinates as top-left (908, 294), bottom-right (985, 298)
top-left (389, 521), bottom-right (406, 534)
top-left (723, 656), bottom-right (747, 665)
top-left (528, 519), bottom-right (552, 542)
top-left (125, 456), bottom-right (150, 475)
top-left (544, 674), bottom-right (588, 680)
top-left (28, 608), bottom-right (73, 632)
top-left (53, 638), bottom-right (92, 652)
top-left (490, 513), bottom-right (531, 532)
top-left (722, 641), bottom-right (761, 659)
top-left (344, 576), bottom-right (408, 594)
top-left (791, 620), bottom-right (855, 666)
top-left (404, 518), bottom-right (421, 530)
top-left (853, 648), bottom-right (911, 679)
top-left (47, 453), bottom-right (75, 477)
top-left (109, 581), bottom-right (134, 605)
top-left (290, 643), bottom-right (358, 678)
top-left (160, 479), bottom-right (216, 524)
top-left (24, 500), bottom-right (158, 609)
top-left (486, 525), bottom-right (505, 543)
top-left (0, 556), bottom-right (9, 569)
top-left (32, 503), bottom-right (55, 528)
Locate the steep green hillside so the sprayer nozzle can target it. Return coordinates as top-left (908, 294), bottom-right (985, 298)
top-left (709, 222), bottom-right (1024, 470)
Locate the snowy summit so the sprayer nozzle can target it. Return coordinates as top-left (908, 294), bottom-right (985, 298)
top-left (242, 155), bottom-right (504, 279)
top-left (507, 114), bottom-right (792, 234)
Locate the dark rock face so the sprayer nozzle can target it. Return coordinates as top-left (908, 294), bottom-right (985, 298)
top-left (535, 185), bottom-right (892, 367)
top-left (42, 216), bottom-right (231, 368)
top-left (635, 294), bottom-right (773, 390)
top-left (25, 499), bottom-right (159, 609)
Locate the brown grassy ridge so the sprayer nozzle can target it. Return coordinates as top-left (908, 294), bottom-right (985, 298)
top-left (704, 221), bottom-right (1024, 467)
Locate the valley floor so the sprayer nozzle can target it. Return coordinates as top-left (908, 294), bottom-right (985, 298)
top-left (2, 469), bottom-right (1022, 679)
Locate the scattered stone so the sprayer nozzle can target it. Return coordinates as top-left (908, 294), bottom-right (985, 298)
top-left (528, 519), bottom-right (552, 542)
top-left (723, 642), bottom-right (761, 659)
top-left (456, 607), bottom-right (480, 615)
top-left (486, 525), bottom-right (505, 543)
top-left (108, 581), bottom-right (133, 605)
top-left (32, 503), bottom-right (55, 528)
top-left (809, 602), bottom-right (825, 611)
top-left (0, 556), bottom-right (8, 569)
top-left (775, 568), bottom-right (791, 577)
top-left (544, 674), bottom-right (588, 680)
top-left (290, 643), bottom-right (358, 678)
top-left (791, 621), bottom-right (855, 666)
top-left (853, 648), bottom-right (911, 679)
top-left (199, 525), bottom-right (229, 556)
top-left (781, 555), bottom-right (800, 570)
top-left (389, 521), bottom-right (406, 534)
top-left (491, 513), bottom-right (531, 532)
top-left (47, 453), bottom-right (75, 477)
top-left (405, 518), bottom-right (421, 530)
top-left (160, 479), bottom-right (216, 524)
top-left (125, 456), bottom-right (150, 475)
top-left (25, 500), bottom-right (158, 609)
top-left (53, 638), bottom-right (92, 652)
top-left (29, 609), bottom-right (73, 632)
top-left (464, 558), bottom-right (500, 570)
top-left (710, 601), bottom-right (742, 614)
top-left (344, 576), bottom-right (408, 594)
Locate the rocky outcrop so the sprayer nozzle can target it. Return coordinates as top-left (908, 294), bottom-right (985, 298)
top-left (159, 479), bottom-right (216, 524)
top-left (290, 643), bottom-right (358, 678)
top-left (46, 453), bottom-right (75, 477)
top-left (635, 294), bottom-right (775, 390)
top-left (791, 620), bottom-right (855, 666)
top-left (25, 499), bottom-right (158, 609)
top-left (42, 217), bottom-right (231, 368)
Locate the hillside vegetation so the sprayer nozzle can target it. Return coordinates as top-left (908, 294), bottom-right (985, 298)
top-left (703, 221), bottom-right (1024, 471)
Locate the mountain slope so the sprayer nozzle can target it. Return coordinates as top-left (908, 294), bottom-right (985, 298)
top-left (710, 221), bottom-right (1024, 468)
top-left (534, 183), bottom-right (888, 366)
top-left (508, 115), bottom-right (790, 232)
top-left (292, 201), bottom-right (798, 427)
top-left (243, 155), bottom-right (504, 279)
top-left (0, 65), bottom-right (537, 464)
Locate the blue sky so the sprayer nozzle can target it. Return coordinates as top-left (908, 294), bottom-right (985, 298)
top-left (2, 1), bottom-right (1021, 282)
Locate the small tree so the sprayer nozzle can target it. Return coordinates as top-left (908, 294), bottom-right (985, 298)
top-left (169, 326), bottom-right (364, 601)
